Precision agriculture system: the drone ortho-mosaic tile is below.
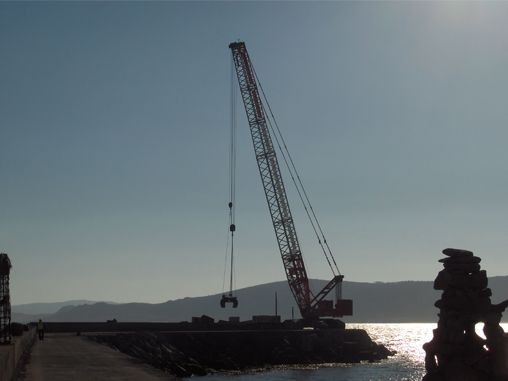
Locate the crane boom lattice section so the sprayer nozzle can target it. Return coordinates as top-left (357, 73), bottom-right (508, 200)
top-left (229, 42), bottom-right (311, 312)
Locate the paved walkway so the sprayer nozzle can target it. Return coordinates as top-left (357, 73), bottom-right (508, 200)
top-left (16, 333), bottom-right (177, 380)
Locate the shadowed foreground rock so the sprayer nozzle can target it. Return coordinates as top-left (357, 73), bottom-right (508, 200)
top-left (90, 328), bottom-right (394, 377)
top-left (422, 248), bottom-right (508, 381)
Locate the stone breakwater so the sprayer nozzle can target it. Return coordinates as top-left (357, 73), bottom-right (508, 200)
top-left (89, 331), bottom-right (206, 378)
top-left (423, 248), bottom-right (508, 381)
top-left (89, 328), bottom-right (394, 378)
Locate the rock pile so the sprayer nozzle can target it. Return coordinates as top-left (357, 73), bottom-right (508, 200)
top-left (89, 331), bottom-right (207, 378)
top-left (423, 248), bottom-right (508, 381)
top-left (165, 329), bottom-right (394, 372)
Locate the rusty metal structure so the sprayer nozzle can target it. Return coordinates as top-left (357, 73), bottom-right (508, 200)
top-left (0, 253), bottom-right (12, 344)
top-left (229, 42), bottom-right (353, 320)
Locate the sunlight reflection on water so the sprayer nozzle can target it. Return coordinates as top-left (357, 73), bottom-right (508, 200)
top-left (348, 323), bottom-right (434, 381)
top-left (187, 323), bottom-right (508, 380)
top-left (350, 324), bottom-right (433, 365)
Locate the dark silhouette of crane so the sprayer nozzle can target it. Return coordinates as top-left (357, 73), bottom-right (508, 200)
top-left (228, 42), bottom-right (353, 321)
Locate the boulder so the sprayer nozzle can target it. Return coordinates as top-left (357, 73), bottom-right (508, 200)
top-left (442, 248), bottom-right (474, 257)
top-left (434, 270), bottom-right (453, 290)
top-left (443, 263), bottom-right (481, 273)
top-left (439, 256), bottom-right (481, 264)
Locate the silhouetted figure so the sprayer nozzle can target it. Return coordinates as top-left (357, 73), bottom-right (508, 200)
top-left (37, 319), bottom-right (44, 341)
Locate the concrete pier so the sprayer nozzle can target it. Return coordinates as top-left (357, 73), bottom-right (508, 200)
top-left (13, 333), bottom-right (177, 380)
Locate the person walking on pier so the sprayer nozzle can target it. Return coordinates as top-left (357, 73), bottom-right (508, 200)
top-left (37, 319), bottom-right (45, 341)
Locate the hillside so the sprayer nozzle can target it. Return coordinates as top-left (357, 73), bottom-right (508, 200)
top-left (12, 277), bottom-right (508, 323)
top-left (11, 300), bottom-right (119, 323)
top-left (12, 300), bottom-right (114, 315)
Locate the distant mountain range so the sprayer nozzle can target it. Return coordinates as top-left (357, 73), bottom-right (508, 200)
top-left (12, 300), bottom-right (116, 315)
top-left (12, 277), bottom-right (508, 324)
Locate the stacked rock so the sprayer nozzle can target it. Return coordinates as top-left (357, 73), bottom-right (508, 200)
top-left (423, 248), bottom-right (508, 381)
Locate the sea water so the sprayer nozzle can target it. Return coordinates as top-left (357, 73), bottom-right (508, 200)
top-left (189, 323), bottom-right (508, 381)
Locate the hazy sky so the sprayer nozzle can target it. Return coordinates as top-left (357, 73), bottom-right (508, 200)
top-left (2, 2), bottom-right (508, 305)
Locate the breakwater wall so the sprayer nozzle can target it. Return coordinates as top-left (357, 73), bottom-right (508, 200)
top-left (0, 326), bottom-right (36, 381)
top-left (88, 328), bottom-right (394, 378)
top-left (162, 328), bottom-right (392, 368)
top-left (29, 321), bottom-right (289, 333)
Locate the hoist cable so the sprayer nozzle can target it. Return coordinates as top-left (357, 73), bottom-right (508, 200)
top-left (251, 70), bottom-right (330, 276)
top-left (223, 55), bottom-right (238, 297)
top-left (229, 230), bottom-right (234, 296)
top-left (266, 107), bottom-right (340, 275)
top-left (230, 56), bottom-right (237, 224)
top-left (252, 66), bottom-right (341, 276)
top-left (222, 222), bottom-right (230, 294)
top-left (228, 55), bottom-right (237, 296)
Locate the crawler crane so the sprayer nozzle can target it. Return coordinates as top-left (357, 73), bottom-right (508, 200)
top-left (227, 42), bottom-right (353, 321)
